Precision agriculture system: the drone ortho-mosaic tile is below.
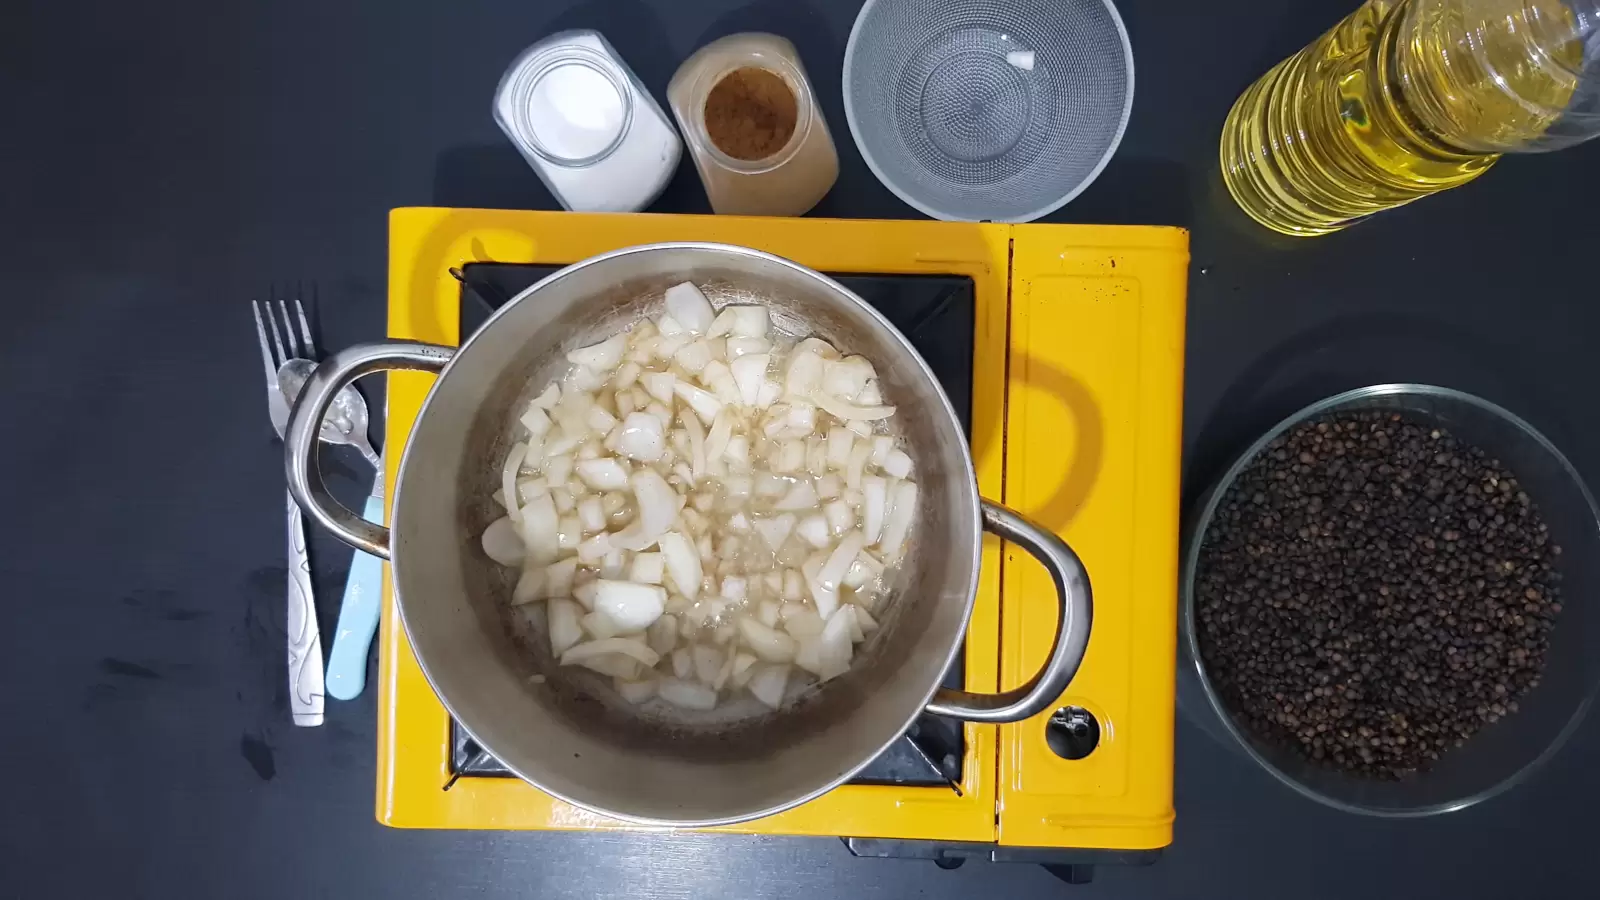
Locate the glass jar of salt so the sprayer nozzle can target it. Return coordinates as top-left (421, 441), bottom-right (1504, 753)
top-left (494, 30), bottom-right (682, 213)
top-left (667, 33), bottom-right (839, 217)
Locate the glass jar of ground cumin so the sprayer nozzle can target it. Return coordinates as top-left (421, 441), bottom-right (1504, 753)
top-left (668, 33), bottom-right (839, 216)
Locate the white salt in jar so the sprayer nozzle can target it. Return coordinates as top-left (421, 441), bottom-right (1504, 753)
top-left (494, 30), bottom-right (682, 212)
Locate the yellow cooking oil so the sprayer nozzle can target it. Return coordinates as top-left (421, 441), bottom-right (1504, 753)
top-left (1221, 0), bottom-right (1583, 236)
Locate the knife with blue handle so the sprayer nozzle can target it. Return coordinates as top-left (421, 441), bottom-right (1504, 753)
top-left (327, 470), bottom-right (384, 701)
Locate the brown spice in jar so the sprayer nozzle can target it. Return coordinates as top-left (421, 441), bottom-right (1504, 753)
top-left (703, 67), bottom-right (798, 161)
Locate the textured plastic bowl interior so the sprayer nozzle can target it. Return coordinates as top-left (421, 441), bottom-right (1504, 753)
top-left (843, 0), bottom-right (1133, 222)
top-left (1180, 385), bottom-right (1600, 816)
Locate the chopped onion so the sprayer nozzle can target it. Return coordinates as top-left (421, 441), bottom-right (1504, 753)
top-left (879, 481), bottom-right (918, 561)
top-left (658, 677), bottom-right (719, 710)
top-left (824, 500), bottom-right (855, 535)
top-left (797, 514), bottom-right (831, 549)
top-left (756, 378), bottom-right (783, 408)
top-left (782, 571), bottom-right (805, 602)
top-left (517, 477), bottom-right (550, 504)
top-left (630, 552), bottom-right (665, 584)
top-left (822, 356), bottom-right (875, 399)
top-left (854, 605), bottom-right (880, 633)
top-left (593, 580), bottom-right (666, 632)
top-left (522, 493), bottom-right (560, 564)
top-left (794, 337), bottom-right (838, 359)
top-left (730, 353), bottom-right (770, 406)
top-left (845, 441), bottom-right (871, 491)
top-left (730, 652), bottom-right (760, 688)
top-left (587, 405), bottom-right (617, 434)
top-left (610, 470), bottom-right (679, 551)
top-left (754, 513), bottom-right (795, 550)
top-left (826, 426), bottom-right (854, 470)
top-left (883, 449), bottom-right (913, 479)
top-left (562, 637), bottom-right (660, 669)
top-left (511, 566), bottom-right (545, 605)
top-left (782, 605), bottom-right (824, 639)
top-left (747, 663), bottom-right (790, 708)
top-left (680, 407), bottom-right (707, 480)
top-left (616, 412), bottom-right (666, 462)
top-left (616, 677), bottom-right (657, 704)
top-left (738, 616), bottom-right (797, 663)
top-left (658, 531), bottom-right (702, 600)
top-left (614, 361), bottom-right (641, 390)
top-left (730, 306), bottom-right (769, 338)
top-left (545, 558), bottom-right (578, 598)
top-left (713, 648), bottom-right (738, 690)
top-left (529, 384), bottom-right (560, 409)
top-left (814, 391), bottom-right (896, 422)
top-left (773, 479), bottom-right (818, 511)
top-left (705, 410), bottom-right (734, 464)
top-left (870, 436), bottom-right (894, 467)
top-left (701, 360), bottom-right (739, 403)
top-left (726, 336), bottom-right (770, 359)
top-left (665, 282), bottom-right (716, 333)
top-left (643, 371), bottom-right (676, 405)
top-left (646, 614), bottom-right (679, 655)
top-left (521, 406), bottom-right (552, 437)
top-left (501, 440), bottom-right (527, 524)
top-left (581, 608), bottom-right (620, 639)
top-left (481, 516), bottom-right (524, 566)
top-left (578, 496), bottom-right (605, 533)
top-left (674, 339), bottom-right (712, 375)
top-left (819, 532), bottom-right (865, 596)
top-left (785, 350), bottom-right (824, 397)
top-left (497, 282), bottom-right (922, 712)
top-left (548, 599), bottom-right (584, 656)
top-left (692, 645), bottom-right (724, 684)
top-left (575, 458), bottom-right (628, 491)
top-left (567, 333), bottom-right (627, 370)
top-left (674, 381), bottom-right (724, 424)
top-left (707, 308), bottom-right (737, 338)
top-left (861, 476), bottom-right (887, 543)
top-left (576, 532), bottom-right (612, 564)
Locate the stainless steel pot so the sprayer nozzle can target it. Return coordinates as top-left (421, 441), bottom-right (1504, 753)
top-left (285, 243), bottom-right (1092, 826)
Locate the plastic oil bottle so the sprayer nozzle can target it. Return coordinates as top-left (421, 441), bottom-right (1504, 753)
top-left (1220, 0), bottom-right (1600, 236)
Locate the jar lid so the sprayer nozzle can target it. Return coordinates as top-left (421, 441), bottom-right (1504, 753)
top-left (514, 47), bottom-right (634, 166)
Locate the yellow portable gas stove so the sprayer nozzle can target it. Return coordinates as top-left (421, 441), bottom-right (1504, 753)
top-left (377, 208), bottom-right (1187, 868)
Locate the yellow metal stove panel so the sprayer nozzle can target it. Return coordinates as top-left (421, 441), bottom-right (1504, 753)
top-left (377, 208), bottom-right (1185, 849)
top-left (997, 226), bottom-right (1187, 850)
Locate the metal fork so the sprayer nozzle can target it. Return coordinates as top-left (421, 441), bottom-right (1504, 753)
top-left (253, 293), bottom-right (325, 727)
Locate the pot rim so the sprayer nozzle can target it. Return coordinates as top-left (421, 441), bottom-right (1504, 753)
top-left (391, 241), bottom-right (983, 826)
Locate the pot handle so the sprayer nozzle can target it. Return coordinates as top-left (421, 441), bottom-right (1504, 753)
top-left (924, 500), bottom-right (1093, 724)
top-left (284, 341), bottom-right (454, 560)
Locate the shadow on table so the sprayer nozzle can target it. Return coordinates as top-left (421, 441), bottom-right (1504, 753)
top-left (1181, 310), bottom-right (1545, 513)
top-left (1043, 155), bottom-right (1194, 228)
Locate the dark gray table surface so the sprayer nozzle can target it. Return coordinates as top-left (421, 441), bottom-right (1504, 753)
top-left (4, 0), bottom-right (1598, 896)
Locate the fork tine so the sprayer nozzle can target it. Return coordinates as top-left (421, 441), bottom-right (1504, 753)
top-left (293, 286), bottom-right (317, 359)
top-left (277, 299), bottom-right (301, 360)
top-left (262, 296), bottom-right (288, 368)
top-left (253, 300), bottom-right (282, 386)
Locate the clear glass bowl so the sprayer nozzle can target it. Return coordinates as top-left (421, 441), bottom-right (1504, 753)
top-left (1179, 384), bottom-right (1600, 816)
top-left (842, 0), bottom-right (1133, 221)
